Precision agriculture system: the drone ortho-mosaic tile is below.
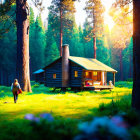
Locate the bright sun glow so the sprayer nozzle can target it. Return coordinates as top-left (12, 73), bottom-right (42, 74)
top-left (102, 0), bottom-right (115, 31)
top-left (73, 0), bottom-right (116, 31)
top-left (30, 0), bottom-right (116, 31)
top-left (104, 10), bottom-right (115, 31)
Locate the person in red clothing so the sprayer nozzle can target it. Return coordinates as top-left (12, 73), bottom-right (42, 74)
top-left (11, 79), bottom-right (21, 103)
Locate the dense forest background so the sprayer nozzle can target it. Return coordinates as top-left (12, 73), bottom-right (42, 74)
top-left (0, 1), bottom-right (133, 82)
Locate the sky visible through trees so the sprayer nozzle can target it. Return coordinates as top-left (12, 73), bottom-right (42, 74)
top-left (29, 0), bottom-right (115, 28)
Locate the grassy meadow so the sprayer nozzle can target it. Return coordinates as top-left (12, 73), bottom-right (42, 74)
top-left (1, 81), bottom-right (139, 140)
top-left (0, 81), bottom-right (132, 120)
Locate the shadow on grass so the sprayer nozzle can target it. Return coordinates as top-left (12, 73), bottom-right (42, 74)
top-left (84, 94), bottom-right (132, 121)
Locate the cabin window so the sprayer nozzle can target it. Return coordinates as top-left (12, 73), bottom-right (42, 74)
top-left (85, 72), bottom-right (88, 77)
top-left (85, 71), bottom-right (92, 79)
top-left (93, 72), bottom-right (97, 76)
top-left (74, 71), bottom-right (78, 77)
top-left (53, 74), bottom-right (56, 79)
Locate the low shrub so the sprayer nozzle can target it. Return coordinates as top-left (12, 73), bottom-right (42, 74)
top-left (0, 86), bottom-right (12, 97)
top-left (97, 95), bottom-right (131, 116)
top-left (115, 81), bottom-right (133, 89)
top-left (0, 116), bottom-right (79, 140)
top-left (127, 78), bottom-right (133, 82)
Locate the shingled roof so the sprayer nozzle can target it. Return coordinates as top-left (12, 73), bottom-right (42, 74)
top-left (43, 56), bottom-right (117, 73)
top-left (69, 56), bottom-right (117, 72)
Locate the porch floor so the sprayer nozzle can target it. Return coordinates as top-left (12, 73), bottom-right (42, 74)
top-left (84, 85), bottom-right (114, 90)
top-left (94, 85), bottom-right (114, 90)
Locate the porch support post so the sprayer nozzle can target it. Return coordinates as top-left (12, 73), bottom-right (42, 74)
top-left (102, 72), bottom-right (105, 85)
top-left (105, 72), bottom-right (107, 85)
top-left (113, 72), bottom-right (115, 86)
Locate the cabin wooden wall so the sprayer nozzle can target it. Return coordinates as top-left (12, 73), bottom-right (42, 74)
top-left (70, 61), bottom-right (83, 87)
top-left (35, 73), bottom-right (45, 84)
top-left (45, 59), bottom-right (62, 87)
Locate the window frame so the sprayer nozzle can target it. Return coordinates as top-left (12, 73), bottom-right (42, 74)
top-left (74, 71), bottom-right (78, 77)
top-left (93, 72), bottom-right (97, 76)
top-left (53, 73), bottom-right (56, 79)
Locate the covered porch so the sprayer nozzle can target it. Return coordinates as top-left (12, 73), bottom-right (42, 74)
top-left (82, 70), bottom-right (116, 89)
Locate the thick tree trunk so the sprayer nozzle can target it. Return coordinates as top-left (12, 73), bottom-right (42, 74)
top-left (93, 36), bottom-right (96, 59)
top-left (120, 48), bottom-right (123, 81)
top-left (129, 54), bottom-right (132, 78)
top-left (132, 0), bottom-right (140, 110)
top-left (16, 0), bottom-right (32, 92)
top-left (92, 6), bottom-right (96, 59)
top-left (60, 6), bottom-right (63, 57)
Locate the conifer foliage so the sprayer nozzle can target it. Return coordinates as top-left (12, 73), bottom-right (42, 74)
top-left (85, 0), bottom-right (105, 59)
top-left (0, 0), bottom-right (134, 86)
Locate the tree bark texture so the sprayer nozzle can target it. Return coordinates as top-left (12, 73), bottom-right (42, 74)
top-left (132, 0), bottom-right (140, 110)
top-left (129, 54), bottom-right (132, 78)
top-left (93, 36), bottom-right (96, 59)
top-left (16, 0), bottom-right (32, 92)
top-left (60, 6), bottom-right (63, 57)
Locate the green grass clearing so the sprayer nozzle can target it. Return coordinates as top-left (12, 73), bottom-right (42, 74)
top-left (0, 81), bottom-right (132, 121)
top-left (1, 81), bottom-right (138, 140)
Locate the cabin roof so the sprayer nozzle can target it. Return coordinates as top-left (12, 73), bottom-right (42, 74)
top-left (69, 56), bottom-right (117, 72)
top-left (33, 69), bottom-right (45, 74)
top-left (43, 56), bottom-right (117, 73)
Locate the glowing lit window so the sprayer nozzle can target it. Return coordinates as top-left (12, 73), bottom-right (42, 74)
top-left (93, 72), bottom-right (97, 76)
top-left (85, 72), bottom-right (88, 77)
top-left (74, 71), bottom-right (78, 77)
top-left (53, 74), bottom-right (56, 79)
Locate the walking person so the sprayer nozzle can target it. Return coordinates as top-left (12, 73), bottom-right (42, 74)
top-left (11, 79), bottom-right (21, 103)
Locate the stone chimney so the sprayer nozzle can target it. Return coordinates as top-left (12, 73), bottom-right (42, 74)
top-left (62, 44), bottom-right (69, 87)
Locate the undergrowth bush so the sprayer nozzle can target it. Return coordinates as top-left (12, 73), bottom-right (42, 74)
top-left (98, 94), bottom-right (132, 116)
top-left (127, 78), bottom-right (133, 82)
top-left (0, 118), bottom-right (79, 140)
top-left (0, 86), bottom-right (12, 97)
top-left (30, 118), bottom-right (79, 140)
top-left (115, 81), bottom-right (133, 89)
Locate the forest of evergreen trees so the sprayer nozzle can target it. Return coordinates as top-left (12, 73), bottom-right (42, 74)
top-left (0, 1), bottom-right (133, 82)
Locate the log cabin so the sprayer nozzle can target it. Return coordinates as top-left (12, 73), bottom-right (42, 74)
top-left (34, 44), bottom-right (117, 90)
top-left (33, 69), bottom-right (45, 84)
